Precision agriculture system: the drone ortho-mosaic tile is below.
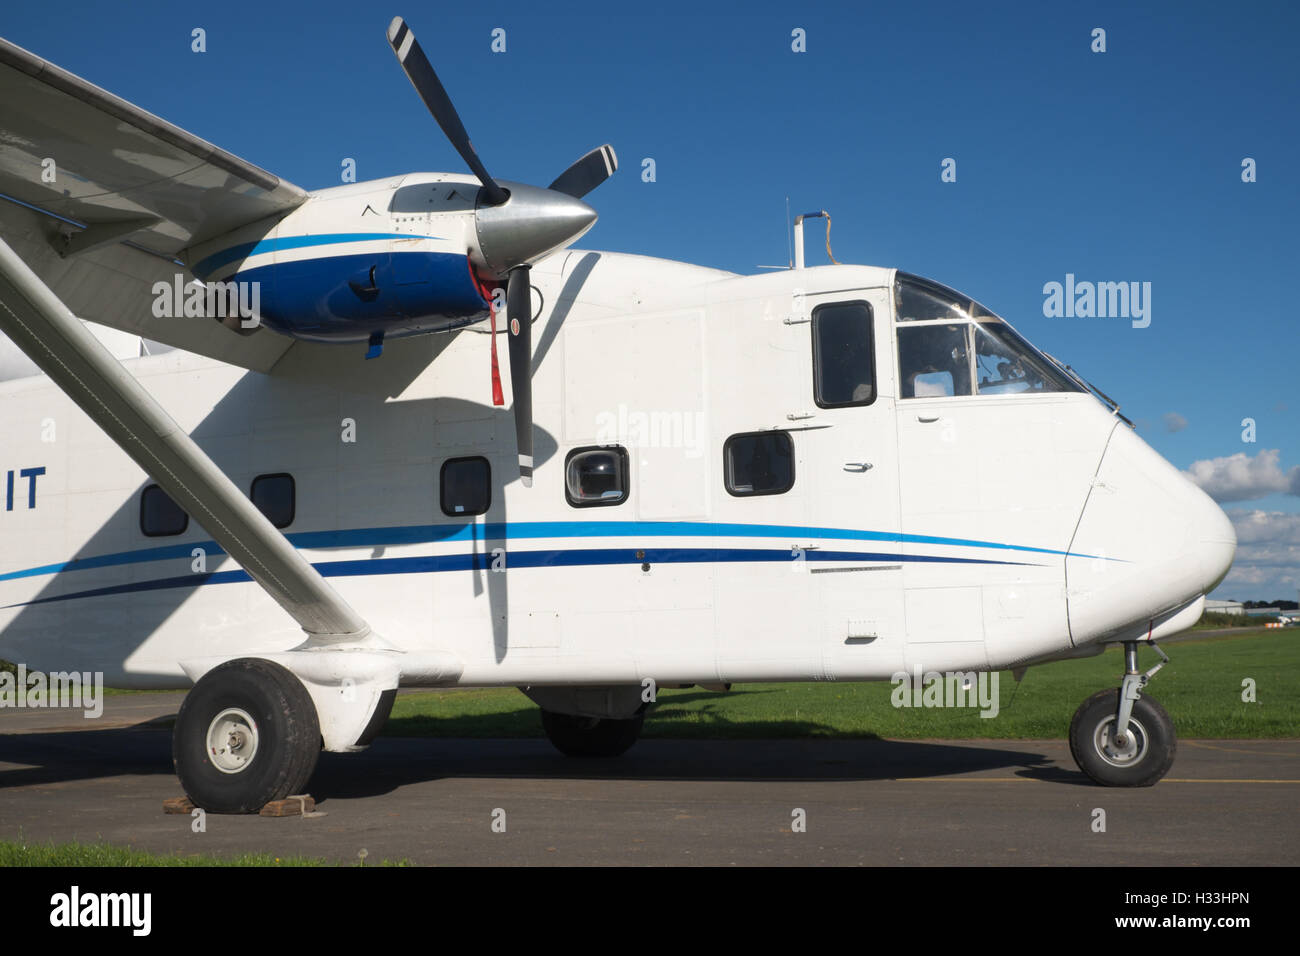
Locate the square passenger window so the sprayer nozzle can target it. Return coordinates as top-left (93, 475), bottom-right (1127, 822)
top-left (140, 484), bottom-right (188, 537)
top-left (441, 457), bottom-right (491, 516)
top-left (724, 431), bottom-right (794, 497)
top-left (251, 473), bottom-right (296, 529)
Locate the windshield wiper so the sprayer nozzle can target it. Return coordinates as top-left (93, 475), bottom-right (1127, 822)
top-left (1042, 352), bottom-right (1134, 428)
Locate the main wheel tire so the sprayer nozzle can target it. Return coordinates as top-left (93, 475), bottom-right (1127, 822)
top-left (173, 658), bottom-right (321, 813)
top-left (1069, 688), bottom-right (1176, 787)
top-left (540, 709), bottom-right (644, 758)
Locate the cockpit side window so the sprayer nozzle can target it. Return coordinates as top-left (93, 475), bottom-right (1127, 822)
top-left (898, 324), bottom-right (972, 398)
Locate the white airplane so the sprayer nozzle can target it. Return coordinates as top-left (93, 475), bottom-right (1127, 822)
top-left (0, 19), bottom-right (1235, 812)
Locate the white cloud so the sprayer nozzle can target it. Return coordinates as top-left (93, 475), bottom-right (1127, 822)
top-left (1162, 412), bottom-right (1188, 433)
top-left (1183, 448), bottom-right (1300, 503)
top-left (1230, 510), bottom-right (1300, 546)
top-left (1212, 510), bottom-right (1300, 600)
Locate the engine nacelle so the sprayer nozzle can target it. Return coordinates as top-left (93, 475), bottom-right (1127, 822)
top-left (183, 172), bottom-right (596, 346)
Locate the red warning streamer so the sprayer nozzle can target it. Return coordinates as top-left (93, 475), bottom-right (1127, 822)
top-left (488, 289), bottom-right (505, 407)
top-left (472, 265), bottom-right (506, 407)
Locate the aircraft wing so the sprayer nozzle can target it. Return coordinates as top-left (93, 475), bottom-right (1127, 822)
top-left (0, 36), bottom-right (307, 372)
top-left (0, 234), bottom-right (369, 644)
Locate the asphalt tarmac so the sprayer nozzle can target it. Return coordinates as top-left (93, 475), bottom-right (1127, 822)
top-left (1, 693), bottom-right (1296, 866)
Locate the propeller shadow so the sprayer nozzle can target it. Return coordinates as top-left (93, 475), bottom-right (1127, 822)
top-left (0, 242), bottom-right (605, 680)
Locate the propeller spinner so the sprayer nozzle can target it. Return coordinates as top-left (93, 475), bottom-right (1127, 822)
top-left (386, 16), bottom-right (618, 486)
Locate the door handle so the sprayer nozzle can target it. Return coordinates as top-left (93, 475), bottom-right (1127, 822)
top-left (843, 462), bottom-right (873, 472)
top-left (916, 414), bottom-right (941, 423)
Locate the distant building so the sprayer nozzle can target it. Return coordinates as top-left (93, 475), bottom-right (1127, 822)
top-left (1206, 600), bottom-right (1244, 615)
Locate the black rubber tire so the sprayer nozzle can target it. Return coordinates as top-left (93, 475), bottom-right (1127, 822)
top-left (540, 709), bottom-right (644, 758)
top-left (1069, 688), bottom-right (1176, 787)
top-left (173, 658), bottom-right (321, 813)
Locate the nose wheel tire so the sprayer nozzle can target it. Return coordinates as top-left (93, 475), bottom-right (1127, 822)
top-left (540, 709), bottom-right (644, 758)
top-left (173, 658), bottom-right (321, 813)
top-left (1069, 688), bottom-right (1176, 787)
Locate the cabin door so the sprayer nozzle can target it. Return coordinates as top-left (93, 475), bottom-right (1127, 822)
top-left (796, 288), bottom-right (905, 681)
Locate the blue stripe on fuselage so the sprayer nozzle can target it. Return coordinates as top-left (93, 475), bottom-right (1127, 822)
top-left (0, 519), bottom-right (1116, 586)
top-left (191, 232), bottom-right (423, 280)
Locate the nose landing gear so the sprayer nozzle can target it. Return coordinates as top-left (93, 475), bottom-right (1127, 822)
top-left (1069, 641), bottom-right (1176, 787)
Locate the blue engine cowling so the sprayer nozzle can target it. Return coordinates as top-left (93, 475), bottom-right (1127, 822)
top-left (218, 249), bottom-right (489, 344)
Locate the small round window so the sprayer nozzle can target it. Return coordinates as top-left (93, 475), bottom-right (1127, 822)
top-left (565, 446), bottom-right (629, 507)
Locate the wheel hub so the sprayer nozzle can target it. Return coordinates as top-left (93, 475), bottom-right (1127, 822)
top-left (207, 707), bottom-right (260, 774)
top-left (1093, 715), bottom-right (1148, 767)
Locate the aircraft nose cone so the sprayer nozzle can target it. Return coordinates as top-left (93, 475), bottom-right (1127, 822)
top-left (1065, 424), bottom-right (1239, 644)
top-left (1194, 498), bottom-right (1237, 594)
top-left (474, 180), bottom-right (599, 276)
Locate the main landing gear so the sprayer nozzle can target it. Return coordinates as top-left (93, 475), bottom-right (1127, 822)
top-left (540, 709), bottom-right (644, 758)
top-left (173, 658), bottom-right (322, 813)
top-left (1069, 641), bottom-right (1176, 787)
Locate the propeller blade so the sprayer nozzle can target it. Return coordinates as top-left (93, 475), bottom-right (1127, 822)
top-left (547, 144), bottom-right (619, 199)
top-left (506, 266), bottom-right (534, 486)
top-left (386, 17), bottom-right (509, 206)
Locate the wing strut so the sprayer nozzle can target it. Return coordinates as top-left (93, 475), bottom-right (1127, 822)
top-left (0, 237), bottom-right (371, 645)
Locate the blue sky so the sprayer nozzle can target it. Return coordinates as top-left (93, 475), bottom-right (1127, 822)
top-left (4, 0), bottom-right (1297, 599)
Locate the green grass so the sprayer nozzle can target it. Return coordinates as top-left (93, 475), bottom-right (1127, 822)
top-left (1191, 611), bottom-right (1274, 629)
top-left (385, 630), bottom-right (1300, 740)
top-left (0, 658), bottom-right (180, 694)
top-left (100, 686), bottom-right (184, 696)
top-left (0, 839), bottom-right (408, 867)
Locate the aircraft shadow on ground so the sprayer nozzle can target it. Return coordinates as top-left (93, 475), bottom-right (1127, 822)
top-left (0, 718), bottom-right (1090, 798)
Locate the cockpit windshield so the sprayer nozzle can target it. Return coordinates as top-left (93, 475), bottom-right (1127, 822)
top-left (971, 322), bottom-right (1079, 394)
top-left (895, 273), bottom-right (997, 323)
top-left (894, 273), bottom-right (1082, 399)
